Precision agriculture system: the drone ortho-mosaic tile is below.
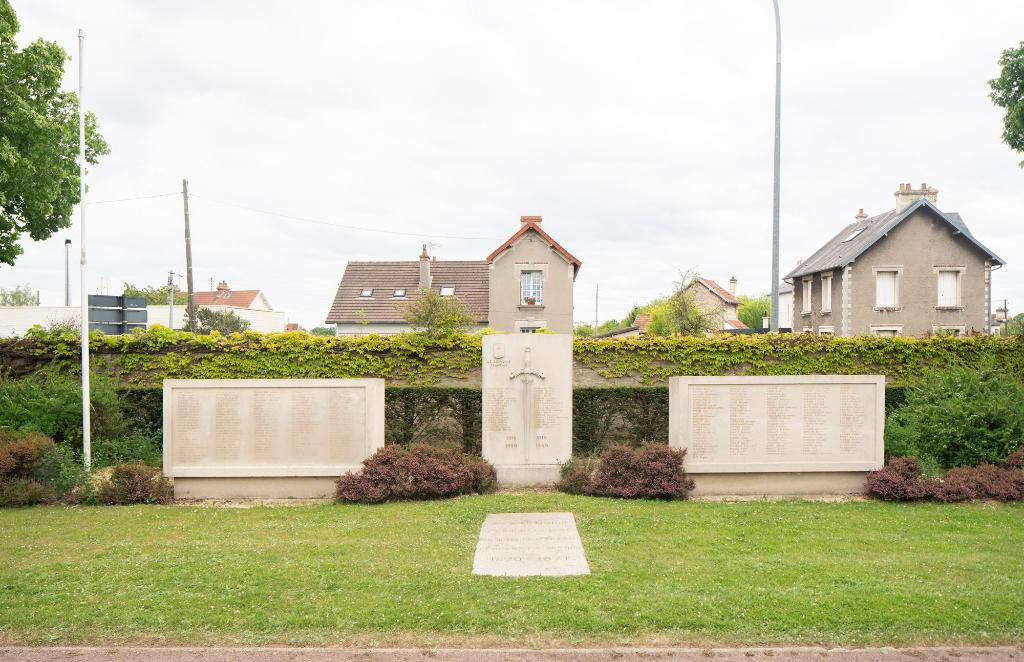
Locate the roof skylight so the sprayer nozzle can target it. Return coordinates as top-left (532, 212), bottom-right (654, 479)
top-left (842, 227), bottom-right (866, 243)
top-left (359, 288), bottom-right (373, 297)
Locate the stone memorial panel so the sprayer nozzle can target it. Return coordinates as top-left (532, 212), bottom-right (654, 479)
top-left (669, 376), bottom-right (884, 495)
top-left (482, 334), bottom-right (572, 485)
top-left (163, 378), bottom-right (385, 498)
top-left (472, 512), bottom-right (590, 577)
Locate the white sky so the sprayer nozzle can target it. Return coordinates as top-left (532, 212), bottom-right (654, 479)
top-left (3, 1), bottom-right (1023, 329)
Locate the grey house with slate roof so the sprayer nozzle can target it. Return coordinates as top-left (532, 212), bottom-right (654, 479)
top-left (785, 183), bottom-right (1004, 337)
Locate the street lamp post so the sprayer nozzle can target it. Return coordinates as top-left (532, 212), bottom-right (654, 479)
top-left (769, 0), bottom-right (782, 331)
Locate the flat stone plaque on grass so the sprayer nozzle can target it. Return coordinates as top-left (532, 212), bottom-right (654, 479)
top-left (472, 512), bottom-right (590, 577)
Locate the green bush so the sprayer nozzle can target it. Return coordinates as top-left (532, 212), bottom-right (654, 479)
top-left (0, 373), bottom-right (125, 448)
top-left (885, 364), bottom-right (1024, 469)
top-left (0, 430), bottom-right (90, 506)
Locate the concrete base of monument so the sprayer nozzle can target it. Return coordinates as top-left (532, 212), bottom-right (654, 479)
top-left (688, 471), bottom-right (868, 497)
top-left (173, 476), bottom-right (340, 499)
top-left (495, 465), bottom-right (563, 487)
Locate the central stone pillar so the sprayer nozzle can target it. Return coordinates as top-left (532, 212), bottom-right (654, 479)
top-left (482, 334), bottom-right (572, 486)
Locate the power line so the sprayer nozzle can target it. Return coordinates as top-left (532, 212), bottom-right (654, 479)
top-left (191, 194), bottom-right (503, 241)
top-left (86, 192), bottom-right (179, 204)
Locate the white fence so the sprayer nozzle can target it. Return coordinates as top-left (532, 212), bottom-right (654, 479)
top-left (0, 305), bottom-right (287, 337)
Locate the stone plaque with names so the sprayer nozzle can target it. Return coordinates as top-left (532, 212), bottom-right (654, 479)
top-left (163, 378), bottom-right (385, 481)
top-left (482, 334), bottom-right (572, 485)
top-left (669, 375), bottom-right (884, 473)
top-left (472, 512), bottom-right (590, 577)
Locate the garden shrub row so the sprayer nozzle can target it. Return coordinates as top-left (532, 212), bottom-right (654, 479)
top-left (4, 327), bottom-right (1022, 386)
top-left (0, 430), bottom-right (167, 506)
top-left (866, 453), bottom-right (1024, 502)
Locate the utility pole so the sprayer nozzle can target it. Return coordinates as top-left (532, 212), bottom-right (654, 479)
top-left (594, 283), bottom-right (599, 332)
top-left (77, 28), bottom-right (91, 469)
top-left (168, 270), bottom-right (176, 328)
top-left (64, 239), bottom-right (71, 305)
top-left (181, 179), bottom-right (196, 332)
top-left (769, 0), bottom-right (782, 332)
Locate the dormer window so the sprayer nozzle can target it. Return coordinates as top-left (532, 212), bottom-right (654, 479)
top-left (359, 288), bottom-right (373, 297)
top-left (393, 288), bottom-right (406, 298)
top-left (439, 286), bottom-right (455, 296)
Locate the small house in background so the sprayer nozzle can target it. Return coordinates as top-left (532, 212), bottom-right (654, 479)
top-left (785, 183), bottom-right (1005, 337)
top-left (596, 312), bottom-right (652, 338)
top-left (687, 277), bottom-right (747, 331)
top-left (193, 281), bottom-right (274, 311)
top-left (777, 282), bottom-right (794, 330)
top-left (325, 215), bottom-right (581, 335)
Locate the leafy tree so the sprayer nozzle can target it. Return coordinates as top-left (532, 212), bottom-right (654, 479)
top-left (737, 294), bottom-right (770, 330)
top-left (0, 283), bottom-right (36, 305)
top-left (991, 41), bottom-right (1024, 167)
top-left (0, 1), bottom-right (109, 265)
top-left (400, 289), bottom-right (475, 338)
top-left (1002, 312), bottom-right (1024, 337)
top-left (990, 41), bottom-right (1024, 166)
top-left (310, 326), bottom-right (336, 337)
top-left (195, 308), bottom-right (250, 335)
top-left (573, 323), bottom-right (595, 337)
top-left (647, 272), bottom-right (720, 337)
top-left (122, 282), bottom-right (186, 306)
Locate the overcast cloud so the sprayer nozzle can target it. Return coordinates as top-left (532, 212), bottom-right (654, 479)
top-left (3, 1), bottom-right (1023, 329)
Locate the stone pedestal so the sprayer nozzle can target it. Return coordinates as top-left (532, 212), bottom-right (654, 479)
top-left (482, 334), bottom-right (572, 486)
top-left (163, 378), bottom-right (385, 499)
top-left (669, 375), bottom-right (885, 496)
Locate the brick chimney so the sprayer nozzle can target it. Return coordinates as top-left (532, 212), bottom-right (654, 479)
top-left (419, 244), bottom-right (431, 290)
top-left (855, 208), bottom-right (868, 222)
top-left (520, 215), bottom-right (542, 225)
top-left (728, 276), bottom-right (737, 295)
top-left (894, 182), bottom-right (938, 212)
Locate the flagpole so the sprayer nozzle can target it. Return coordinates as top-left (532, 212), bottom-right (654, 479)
top-left (78, 28), bottom-right (91, 469)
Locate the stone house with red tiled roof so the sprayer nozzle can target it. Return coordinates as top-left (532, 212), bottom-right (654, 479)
top-left (687, 277), bottom-right (748, 331)
top-left (325, 216), bottom-right (581, 335)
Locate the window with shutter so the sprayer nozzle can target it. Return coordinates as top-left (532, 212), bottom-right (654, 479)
top-left (875, 271), bottom-right (897, 308)
top-left (937, 270), bottom-right (960, 307)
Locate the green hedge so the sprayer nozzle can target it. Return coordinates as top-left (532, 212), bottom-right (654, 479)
top-left (116, 385), bottom-right (911, 457)
top-left (4, 327), bottom-right (1023, 386)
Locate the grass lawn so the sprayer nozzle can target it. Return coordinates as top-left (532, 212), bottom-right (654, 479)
top-left (0, 494), bottom-right (1022, 647)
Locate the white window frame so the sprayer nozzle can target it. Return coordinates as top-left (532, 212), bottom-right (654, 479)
top-left (439, 286), bottom-right (455, 297)
top-left (934, 266), bottom-right (964, 309)
top-left (820, 272), bottom-right (833, 314)
top-left (392, 288), bottom-right (406, 298)
top-left (520, 270), bottom-right (543, 306)
top-left (801, 277), bottom-right (812, 315)
top-left (931, 324), bottom-right (966, 337)
top-left (818, 326), bottom-right (834, 336)
top-left (359, 288), bottom-right (373, 298)
top-left (870, 325), bottom-right (903, 337)
top-left (872, 266), bottom-right (902, 310)
top-left (514, 319), bottom-right (547, 333)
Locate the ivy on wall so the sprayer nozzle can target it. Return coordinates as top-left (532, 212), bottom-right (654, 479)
top-left (2, 327), bottom-right (1022, 387)
top-left (2, 327), bottom-right (483, 385)
top-left (575, 334), bottom-right (1024, 385)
